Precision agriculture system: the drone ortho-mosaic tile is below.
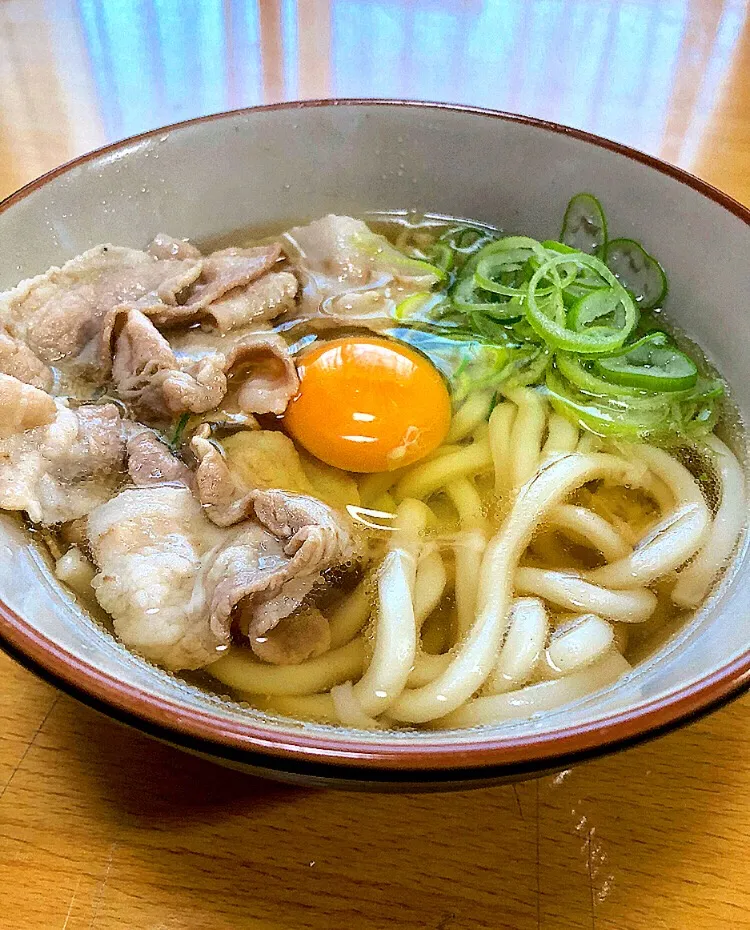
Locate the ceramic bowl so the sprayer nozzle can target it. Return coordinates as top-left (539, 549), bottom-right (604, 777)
top-left (1, 101), bottom-right (749, 790)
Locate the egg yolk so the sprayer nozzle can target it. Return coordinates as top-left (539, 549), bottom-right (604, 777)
top-left (283, 336), bottom-right (452, 473)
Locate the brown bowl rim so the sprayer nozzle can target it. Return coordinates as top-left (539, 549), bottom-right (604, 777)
top-left (1, 98), bottom-right (749, 776)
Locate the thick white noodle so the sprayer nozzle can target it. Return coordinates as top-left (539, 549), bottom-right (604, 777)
top-left (411, 536), bottom-right (451, 692)
top-left (55, 546), bottom-right (96, 597)
top-left (447, 477), bottom-right (488, 637)
top-left (546, 614), bottom-right (615, 674)
top-left (208, 637), bottom-right (365, 696)
top-left (542, 414), bottom-right (579, 458)
top-left (387, 452), bottom-right (641, 723)
top-left (438, 649), bottom-right (631, 727)
top-left (446, 477), bottom-right (487, 530)
top-left (429, 444), bottom-right (463, 460)
top-left (414, 543), bottom-right (447, 627)
top-left (395, 436), bottom-right (493, 500)
top-left (587, 504), bottom-right (710, 589)
top-left (587, 445), bottom-right (711, 589)
top-left (331, 681), bottom-right (383, 729)
top-left (672, 435), bottom-right (747, 607)
top-left (269, 692), bottom-right (337, 723)
top-left (506, 387), bottom-right (547, 488)
top-left (488, 402), bottom-right (517, 493)
top-left (639, 473), bottom-right (674, 513)
top-left (629, 444), bottom-right (708, 505)
top-left (391, 498), bottom-right (431, 551)
top-left (351, 547), bottom-right (417, 717)
top-left (447, 390), bottom-right (494, 442)
top-left (349, 498), bottom-right (425, 717)
top-left (487, 597), bottom-right (549, 694)
top-left (547, 504), bottom-right (632, 562)
top-left (514, 567), bottom-right (657, 622)
top-left (454, 529), bottom-right (488, 638)
top-left (407, 651), bottom-right (452, 687)
top-left (358, 471), bottom-right (402, 507)
top-left (328, 580), bottom-right (371, 648)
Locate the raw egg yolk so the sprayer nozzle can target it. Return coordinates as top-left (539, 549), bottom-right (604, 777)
top-left (283, 336), bottom-right (451, 473)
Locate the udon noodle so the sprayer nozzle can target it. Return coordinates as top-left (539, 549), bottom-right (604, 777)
top-left (211, 396), bottom-right (742, 727)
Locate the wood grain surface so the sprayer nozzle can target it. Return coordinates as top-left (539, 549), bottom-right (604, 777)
top-left (1, 1), bottom-right (750, 927)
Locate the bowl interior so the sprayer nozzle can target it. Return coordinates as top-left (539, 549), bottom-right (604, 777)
top-left (1, 102), bottom-right (749, 766)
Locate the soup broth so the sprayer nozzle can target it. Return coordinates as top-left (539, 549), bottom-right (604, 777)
top-left (0, 199), bottom-right (744, 730)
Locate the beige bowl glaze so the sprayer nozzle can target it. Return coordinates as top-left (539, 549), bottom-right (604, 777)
top-left (1, 101), bottom-right (749, 791)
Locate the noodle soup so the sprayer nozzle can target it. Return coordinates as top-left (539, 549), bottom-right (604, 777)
top-left (0, 195), bottom-right (743, 730)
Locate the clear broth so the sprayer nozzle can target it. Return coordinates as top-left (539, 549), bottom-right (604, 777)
top-left (28, 212), bottom-right (744, 725)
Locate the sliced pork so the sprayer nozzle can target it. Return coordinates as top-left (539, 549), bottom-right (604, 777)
top-left (88, 487), bottom-right (227, 670)
top-left (249, 606), bottom-right (331, 665)
top-left (207, 487), bottom-right (358, 655)
top-left (191, 436), bottom-right (251, 527)
top-left (226, 332), bottom-right (299, 415)
top-left (0, 245), bottom-right (202, 375)
top-left (281, 214), bottom-right (440, 329)
top-left (111, 309), bottom-right (226, 417)
top-left (204, 271), bottom-right (297, 333)
top-left (0, 332), bottom-right (54, 391)
top-left (0, 373), bottom-right (57, 438)
top-left (146, 244), bottom-right (282, 327)
top-left (147, 233), bottom-right (202, 261)
top-left (112, 311), bottom-right (298, 421)
top-left (87, 484), bottom-right (358, 670)
top-left (0, 401), bottom-right (126, 524)
top-left (126, 427), bottom-right (193, 488)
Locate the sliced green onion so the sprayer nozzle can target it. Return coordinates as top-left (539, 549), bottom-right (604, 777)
top-left (525, 253), bottom-right (637, 354)
top-left (555, 353), bottom-right (649, 398)
top-left (385, 202), bottom-right (715, 445)
top-left (546, 366), bottom-right (666, 437)
top-left (511, 317), bottom-right (545, 344)
top-left (683, 377), bottom-right (725, 403)
top-left (168, 413), bottom-right (191, 451)
top-left (675, 378), bottom-right (725, 432)
top-left (541, 240), bottom-right (579, 255)
top-left (556, 333), bottom-right (671, 397)
top-left (355, 232), bottom-right (449, 284)
top-left (428, 241), bottom-right (455, 273)
top-left (403, 255), bottom-right (449, 284)
top-left (475, 238), bottom-right (581, 300)
top-left (451, 243), bottom-right (523, 319)
top-left (475, 255), bottom-right (530, 297)
top-left (439, 224), bottom-right (496, 255)
top-left (682, 398), bottom-right (721, 436)
top-left (560, 193), bottom-right (608, 255)
top-left (606, 330), bottom-right (669, 357)
top-left (543, 240), bottom-right (609, 298)
top-left (452, 276), bottom-right (523, 320)
top-left (547, 366), bottom-right (722, 439)
top-left (605, 238), bottom-right (668, 309)
top-left (568, 288), bottom-right (628, 333)
top-left (453, 236), bottom-right (585, 319)
top-left (594, 341), bottom-right (697, 392)
top-left (393, 291), bottom-right (449, 321)
top-left (502, 345), bottom-right (551, 387)
top-left (469, 308), bottom-right (523, 336)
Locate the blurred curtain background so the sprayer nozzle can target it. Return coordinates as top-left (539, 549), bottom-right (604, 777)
top-left (0, 0), bottom-right (747, 196)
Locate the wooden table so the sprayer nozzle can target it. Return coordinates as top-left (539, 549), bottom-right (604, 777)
top-left (1, 1), bottom-right (749, 927)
